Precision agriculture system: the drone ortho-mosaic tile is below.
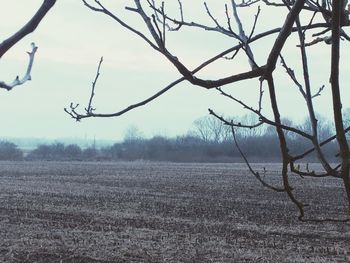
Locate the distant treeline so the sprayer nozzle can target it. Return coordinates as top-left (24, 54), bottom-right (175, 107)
top-left (0, 132), bottom-right (339, 163)
top-left (0, 113), bottom-right (344, 162)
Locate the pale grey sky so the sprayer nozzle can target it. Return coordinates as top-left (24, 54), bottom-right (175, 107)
top-left (0, 1), bottom-right (349, 141)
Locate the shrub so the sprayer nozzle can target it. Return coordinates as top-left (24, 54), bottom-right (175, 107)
top-left (0, 141), bottom-right (23, 160)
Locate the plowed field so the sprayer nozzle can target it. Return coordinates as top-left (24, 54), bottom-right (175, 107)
top-left (0, 161), bottom-right (349, 262)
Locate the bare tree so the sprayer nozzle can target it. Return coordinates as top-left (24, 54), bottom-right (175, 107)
top-left (236, 113), bottom-right (264, 138)
top-left (65, 0), bottom-right (350, 221)
top-left (0, 0), bottom-right (56, 90)
top-left (123, 125), bottom-right (144, 142)
top-left (193, 116), bottom-right (229, 143)
top-left (298, 114), bottom-right (333, 141)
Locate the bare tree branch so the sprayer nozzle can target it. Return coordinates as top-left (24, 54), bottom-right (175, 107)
top-left (230, 124), bottom-right (285, 192)
top-left (68, 0), bottom-right (350, 220)
top-left (330, 0), bottom-right (350, 209)
top-left (86, 56), bottom-right (103, 114)
top-left (0, 0), bottom-right (56, 58)
top-left (291, 125), bottom-right (350, 161)
top-left (213, 87), bottom-right (313, 139)
top-left (295, 14), bottom-right (334, 175)
top-left (0, 43), bottom-right (38, 91)
top-left (231, 0), bottom-right (257, 69)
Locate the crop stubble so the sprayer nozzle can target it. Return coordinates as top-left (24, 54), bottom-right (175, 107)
top-left (0, 161), bottom-right (349, 262)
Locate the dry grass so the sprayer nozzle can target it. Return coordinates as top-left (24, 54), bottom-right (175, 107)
top-left (0, 161), bottom-right (349, 262)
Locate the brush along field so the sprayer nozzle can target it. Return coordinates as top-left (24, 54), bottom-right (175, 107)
top-left (0, 161), bottom-right (350, 262)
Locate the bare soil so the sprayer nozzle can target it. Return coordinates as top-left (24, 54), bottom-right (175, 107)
top-left (0, 161), bottom-right (349, 262)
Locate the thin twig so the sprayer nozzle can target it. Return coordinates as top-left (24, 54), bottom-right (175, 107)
top-left (230, 124), bottom-right (285, 192)
top-left (85, 56), bottom-right (103, 114)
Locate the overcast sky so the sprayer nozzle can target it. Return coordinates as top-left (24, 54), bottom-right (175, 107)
top-left (1, 1), bottom-right (350, 141)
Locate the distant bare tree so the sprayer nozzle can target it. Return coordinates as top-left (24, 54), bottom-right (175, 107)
top-left (65, 0), bottom-right (350, 221)
top-left (298, 114), bottom-right (333, 141)
top-left (0, 0), bottom-right (56, 90)
top-left (193, 116), bottom-right (228, 143)
top-left (123, 125), bottom-right (144, 142)
top-left (236, 113), bottom-right (264, 138)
